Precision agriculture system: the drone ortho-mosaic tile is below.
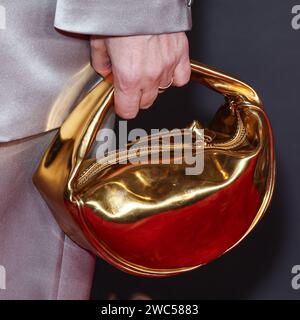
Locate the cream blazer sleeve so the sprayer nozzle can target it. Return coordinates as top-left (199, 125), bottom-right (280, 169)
top-left (54, 0), bottom-right (192, 36)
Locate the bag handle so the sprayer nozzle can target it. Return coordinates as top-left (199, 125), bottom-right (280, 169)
top-left (190, 60), bottom-right (261, 106)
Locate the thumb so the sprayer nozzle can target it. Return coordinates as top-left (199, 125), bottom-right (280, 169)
top-left (90, 36), bottom-right (112, 77)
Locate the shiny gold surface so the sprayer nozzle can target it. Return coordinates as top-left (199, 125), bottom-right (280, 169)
top-left (33, 61), bottom-right (275, 276)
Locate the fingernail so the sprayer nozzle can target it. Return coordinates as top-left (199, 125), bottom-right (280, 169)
top-left (140, 104), bottom-right (152, 110)
top-left (121, 110), bottom-right (138, 119)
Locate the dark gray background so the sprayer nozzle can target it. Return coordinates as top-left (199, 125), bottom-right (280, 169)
top-left (91, 0), bottom-right (300, 299)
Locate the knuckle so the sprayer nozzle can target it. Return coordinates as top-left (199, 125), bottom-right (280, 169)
top-left (174, 68), bottom-right (191, 87)
top-left (146, 67), bottom-right (162, 82)
top-left (165, 56), bottom-right (176, 70)
top-left (118, 72), bottom-right (140, 91)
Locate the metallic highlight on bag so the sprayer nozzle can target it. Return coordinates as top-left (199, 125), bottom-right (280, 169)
top-left (33, 61), bottom-right (275, 277)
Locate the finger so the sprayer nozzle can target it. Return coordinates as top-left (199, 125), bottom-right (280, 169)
top-left (159, 61), bottom-right (176, 89)
top-left (173, 35), bottom-right (191, 87)
top-left (90, 37), bottom-right (112, 76)
top-left (159, 73), bottom-right (174, 89)
top-left (173, 56), bottom-right (191, 87)
top-left (159, 76), bottom-right (174, 91)
top-left (140, 87), bottom-right (159, 109)
top-left (114, 86), bottom-right (142, 119)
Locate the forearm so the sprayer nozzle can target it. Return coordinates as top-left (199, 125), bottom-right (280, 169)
top-left (54, 0), bottom-right (192, 36)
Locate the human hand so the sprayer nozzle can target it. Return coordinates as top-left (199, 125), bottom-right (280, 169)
top-left (90, 32), bottom-right (190, 119)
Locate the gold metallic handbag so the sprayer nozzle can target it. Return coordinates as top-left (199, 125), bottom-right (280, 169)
top-left (33, 61), bottom-right (275, 277)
